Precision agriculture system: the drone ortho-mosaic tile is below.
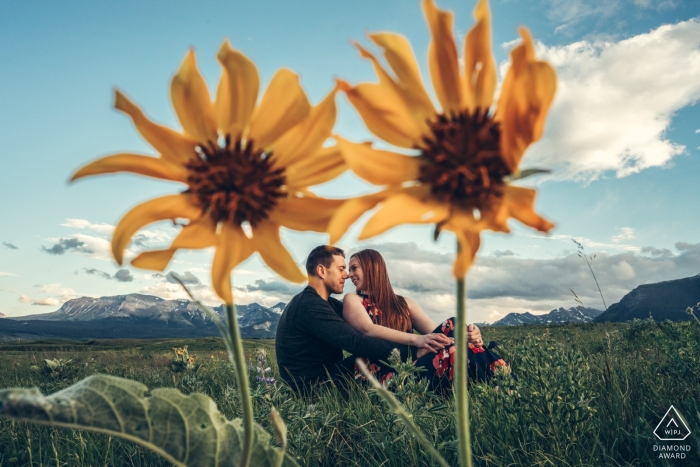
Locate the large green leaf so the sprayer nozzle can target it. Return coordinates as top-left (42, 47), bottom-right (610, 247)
top-left (0, 374), bottom-right (297, 467)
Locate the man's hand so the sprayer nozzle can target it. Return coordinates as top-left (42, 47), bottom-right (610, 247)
top-left (467, 324), bottom-right (483, 347)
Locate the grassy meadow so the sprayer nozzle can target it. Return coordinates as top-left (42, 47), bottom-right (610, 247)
top-left (0, 320), bottom-right (698, 466)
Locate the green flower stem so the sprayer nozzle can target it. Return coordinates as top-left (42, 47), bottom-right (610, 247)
top-left (455, 274), bottom-right (473, 467)
top-left (226, 303), bottom-right (254, 467)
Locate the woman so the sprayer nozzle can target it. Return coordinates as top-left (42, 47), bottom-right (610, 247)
top-left (343, 249), bottom-right (508, 391)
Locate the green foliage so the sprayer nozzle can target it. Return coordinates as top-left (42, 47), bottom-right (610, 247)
top-left (0, 374), bottom-right (296, 467)
top-left (0, 323), bottom-right (699, 466)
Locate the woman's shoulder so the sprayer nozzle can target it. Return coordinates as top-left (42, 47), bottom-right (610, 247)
top-left (343, 292), bottom-right (363, 303)
top-left (402, 295), bottom-right (418, 308)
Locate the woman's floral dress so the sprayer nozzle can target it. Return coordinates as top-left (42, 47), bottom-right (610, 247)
top-left (354, 294), bottom-right (509, 392)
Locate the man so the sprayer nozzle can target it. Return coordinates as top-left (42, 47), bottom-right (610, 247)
top-left (276, 245), bottom-right (482, 391)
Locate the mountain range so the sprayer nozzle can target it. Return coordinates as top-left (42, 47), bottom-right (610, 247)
top-left (489, 306), bottom-right (603, 326)
top-left (1, 274), bottom-right (698, 340)
top-left (0, 294), bottom-right (286, 341)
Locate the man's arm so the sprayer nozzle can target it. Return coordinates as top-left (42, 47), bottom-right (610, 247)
top-left (296, 297), bottom-right (413, 361)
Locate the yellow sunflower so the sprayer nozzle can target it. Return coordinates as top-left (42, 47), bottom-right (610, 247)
top-left (329, 0), bottom-right (556, 277)
top-left (72, 41), bottom-right (345, 304)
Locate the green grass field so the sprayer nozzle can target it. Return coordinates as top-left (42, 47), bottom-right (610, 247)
top-left (0, 320), bottom-right (698, 466)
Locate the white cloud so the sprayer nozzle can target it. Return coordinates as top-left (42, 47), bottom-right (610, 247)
top-left (62, 218), bottom-right (114, 234)
top-left (18, 294), bottom-right (31, 303)
top-left (32, 297), bottom-right (60, 306)
top-left (0, 272), bottom-right (18, 276)
top-left (611, 227), bottom-right (635, 243)
top-left (521, 20), bottom-right (700, 181)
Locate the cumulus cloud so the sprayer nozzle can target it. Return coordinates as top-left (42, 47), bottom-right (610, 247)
top-left (612, 227), bottom-right (635, 243)
top-left (3, 242), bottom-right (17, 250)
top-left (18, 294), bottom-right (31, 303)
top-left (352, 241), bottom-right (700, 323)
top-left (167, 271), bottom-right (201, 285)
top-left (114, 269), bottom-right (134, 283)
top-left (42, 238), bottom-right (93, 255)
top-left (519, 20), bottom-right (700, 181)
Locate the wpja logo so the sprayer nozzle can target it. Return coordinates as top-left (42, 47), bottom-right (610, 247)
top-left (652, 406), bottom-right (692, 460)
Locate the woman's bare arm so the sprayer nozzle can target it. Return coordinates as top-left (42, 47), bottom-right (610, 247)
top-left (405, 296), bottom-right (482, 345)
top-left (404, 296), bottom-right (439, 335)
top-left (342, 294), bottom-right (450, 351)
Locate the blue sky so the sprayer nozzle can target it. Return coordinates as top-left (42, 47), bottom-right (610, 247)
top-left (2, 0), bottom-right (700, 323)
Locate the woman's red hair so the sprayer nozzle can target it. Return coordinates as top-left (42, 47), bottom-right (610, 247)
top-left (351, 249), bottom-right (412, 333)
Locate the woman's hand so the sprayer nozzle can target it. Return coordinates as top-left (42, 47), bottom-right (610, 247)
top-left (414, 333), bottom-right (453, 353)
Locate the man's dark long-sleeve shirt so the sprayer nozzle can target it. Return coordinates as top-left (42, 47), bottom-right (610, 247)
top-left (275, 286), bottom-right (411, 385)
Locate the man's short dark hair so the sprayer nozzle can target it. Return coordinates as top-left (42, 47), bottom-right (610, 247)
top-left (306, 245), bottom-right (345, 276)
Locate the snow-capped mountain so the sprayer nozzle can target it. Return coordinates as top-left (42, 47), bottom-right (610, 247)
top-left (3, 294), bottom-right (287, 340)
top-left (491, 306), bottom-right (603, 326)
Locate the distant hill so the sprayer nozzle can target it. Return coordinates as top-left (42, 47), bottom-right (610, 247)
top-left (595, 275), bottom-right (700, 322)
top-left (491, 306), bottom-right (603, 326)
top-left (1, 294), bottom-right (286, 341)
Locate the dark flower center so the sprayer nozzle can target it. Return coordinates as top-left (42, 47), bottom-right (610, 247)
top-left (419, 108), bottom-right (511, 211)
top-left (186, 137), bottom-right (286, 226)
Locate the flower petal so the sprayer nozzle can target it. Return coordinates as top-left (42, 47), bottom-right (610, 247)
top-left (422, 0), bottom-right (463, 113)
top-left (247, 69), bottom-right (311, 150)
top-left (114, 90), bottom-right (198, 163)
top-left (131, 249), bottom-right (176, 271)
top-left (170, 49), bottom-right (218, 144)
top-left (285, 146), bottom-right (346, 188)
top-left (252, 220), bottom-right (306, 283)
top-left (450, 227), bottom-right (481, 278)
top-left (335, 136), bottom-right (420, 186)
top-left (495, 28), bottom-right (556, 171)
top-left (359, 192), bottom-right (450, 239)
top-left (348, 41), bottom-right (430, 141)
top-left (211, 223), bottom-right (254, 304)
top-left (70, 153), bottom-right (188, 183)
top-left (129, 217), bottom-right (217, 271)
top-left (502, 186), bottom-right (554, 233)
top-left (369, 32), bottom-right (436, 123)
top-left (215, 40), bottom-right (260, 140)
top-left (268, 196), bottom-right (345, 232)
top-left (463, 0), bottom-right (497, 110)
top-left (327, 192), bottom-right (388, 243)
top-left (112, 194), bottom-right (201, 265)
top-left (271, 86), bottom-right (337, 169)
top-left (338, 78), bottom-right (422, 149)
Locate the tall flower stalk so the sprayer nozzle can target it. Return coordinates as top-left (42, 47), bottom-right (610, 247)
top-left (72, 41), bottom-right (345, 467)
top-left (327, 0), bottom-right (557, 465)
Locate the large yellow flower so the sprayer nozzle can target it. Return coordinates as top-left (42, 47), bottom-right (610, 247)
top-left (72, 41), bottom-right (345, 303)
top-left (329, 0), bottom-right (556, 277)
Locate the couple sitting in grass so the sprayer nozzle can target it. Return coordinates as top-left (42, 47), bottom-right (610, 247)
top-left (275, 245), bottom-right (508, 394)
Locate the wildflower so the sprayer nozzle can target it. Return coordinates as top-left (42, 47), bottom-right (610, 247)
top-left (72, 42), bottom-right (346, 303)
top-left (687, 306), bottom-right (694, 315)
top-left (329, 0), bottom-right (555, 276)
